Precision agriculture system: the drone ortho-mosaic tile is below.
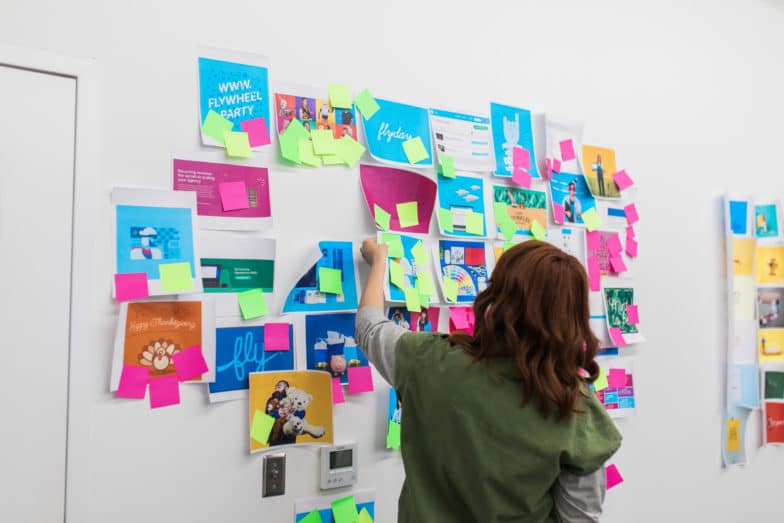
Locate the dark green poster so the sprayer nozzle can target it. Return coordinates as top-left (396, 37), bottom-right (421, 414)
top-left (200, 258), bottom-right (274, 293)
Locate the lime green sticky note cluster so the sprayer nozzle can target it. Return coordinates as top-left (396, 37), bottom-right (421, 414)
top-left (354, 88), bottom-right (380, 119)
top-left (318, 267), bottom-right (343, 294)
top-left (374, 204), bottom-right (391, 230)
top-left (387, 421), bottom-right (401, 450)
top-left (396, 201), bottom-right (419, 228)
top-left (389, 261), bottom-right (406, 289)
top-left (300, 509), bottom-right (324, 523)
top-left (381, 232), bottom-right (404, 258)
top-left (530, 219), bottom-right (546, 240)
top-left (503, 240), bottom-right (516, 252)
top-left (328, 83), bottom-right (352, 109)
top-left (322, 154), bottom-right (344, 166)
top-left (415, 271), bottom-right (434, 297)
top-left (402, 136), bottom-right (429, 164)
top-left (159, 262), bottom-right (193, 292)
top-left (404, 287), bottom-right (421, 312)
top-left (335, 135), bottom-right (366, 166)
top-left (331, 495), bottom-right (359, 523)
top-left (410, 241), bottom-right (428, 268)
top-left (438, 208), bottom-right (454, 233)
top-left (358, 507), bottom-right (374, 523)
top-left (202, 109), bottom-right (233, 144)
top-left (494, 202), bottom-right (517, 241)
top-left (279, 119), bottom-right (311, 163)
top-left (224, 131), bottom-right (252, 158)
top-left (465, 211), bottom-right (485, 235)
top-left (594, 368), bottom-right (609, 392)
top-left (581, 207), bottom-right (602, 232)
top-left (238, 289), bottom-right (268, 319)
top-left (440, 155), bottom-right (456, 178)
top-left (250, 409), bottom-right (275, 444)
top-left (298, 139), bottom-right (321, 167)
top-left (311, 129), bottom-right (337, 155)
top-left (443, 276), bottom-right (458, 302)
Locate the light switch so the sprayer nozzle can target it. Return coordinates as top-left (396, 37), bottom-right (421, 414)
top-left (262, 453), bottom-right (286, 497)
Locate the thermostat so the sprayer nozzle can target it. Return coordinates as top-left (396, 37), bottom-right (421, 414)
top-left (320, 443), bottom-right (357, 490)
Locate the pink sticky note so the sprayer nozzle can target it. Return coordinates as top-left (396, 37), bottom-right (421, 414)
top-left (587, 256), bottom-right (601, 291)
top-left (613, 170), bottom-right (634, 191)
top-left (117, 365), bottom-right (149, 399)
top-left (553, 202), bottom-right (565, 224)
top-left (605, 233), bottom-right (622, 255)
top-left (450, 307), bottom-right (470, 331)
top-left (609, 256), bottom-right (627, 274)
top-left (512, 146), bottom-right (531, 170)
top-left (347, 366), bottom-right (374, 394)
top-left (626, 304), bottom-right (640, 324)
top-left (512, 167), bottom-right (532, 188)
top-left (264, 323), bottom-right (291, 351)
top-left (149, 375), bottom-right (180, 409)
top-left (466, 308), bottom-right (475, 334)
top-left (624, 203), bottom-right (639, 225)
top-left (608, 327), bottom-right (627, 347)
top-left (586, 230), bottom-right (601, 250)
top-left (115, 272), bottom-right (149, 302)
top-left (171, 345), bottom-right (208, 382)
top-left (240, 117), bottom-right (271, 147)
top-left (626, 225), bottom-right (636, 240)
top-left (559, 139), bottom-right (576, 161)
top-left (218, 181), bottom-right (250, 211)
top-left (332, 377), bottom-right (345, 404)
top-left (552, 158), bottom-right (561, 173)
top-left (626, 237), bottom-right (638, 258)
top-left (608, 368), bottom-right (626, 388)
top-left (606, 464), bottom-right (624, 490)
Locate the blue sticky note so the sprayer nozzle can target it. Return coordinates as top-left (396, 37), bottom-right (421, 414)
top-left (729, 200), bottom-right (748, 235)
top-left (733, 363), bottom-right (760, 409)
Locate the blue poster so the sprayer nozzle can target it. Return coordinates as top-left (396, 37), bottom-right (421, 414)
top-left (548, 173), bottom-right (596, 226)
top-left (209, 325), bottom-right (295, 399)
top-left (295, 502), bottom-right (375, 523)
top-left (385, 234), bottom-right (434, 303)
top-left (437, 174), bottom-right (487, 237)
top-left (282, 241), bottom-right (358, 313)
top-left (362, 98), bottom-right (433, 166)
top-left (490, 102), bottom-right (540, 178)
top-left (729, 200), bottom-right (749, 235)
top-left (436, 239), bottom-right (489, 303)
top-left (115, 205), bottom-right (196, 279)
top-left (304, 313), bottom-right (368, 385)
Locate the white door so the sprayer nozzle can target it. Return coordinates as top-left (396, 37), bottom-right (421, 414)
top-left (0, 64), bottom-right (76, 522)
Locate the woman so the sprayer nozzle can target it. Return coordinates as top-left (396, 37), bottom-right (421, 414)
top-left (355, 239), bottom-right (621, 522)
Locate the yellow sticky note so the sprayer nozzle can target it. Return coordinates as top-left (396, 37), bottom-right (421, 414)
top-left (318, 267), bottom-right (343, 294)
top-left (298, 139), bottom-right (321, 167)
top-left (335, 135), bottom-right (366, 166)
top-left (250, 409), bottom-right (275, 444)
top-left (415, 271), bottom-right (434, 297)
top-left (419, 293), bottom-right (431, 309)
top-left (381, 233), bottom-right (404, 258)
top-left (328, 83), bottom-right (352, 109)
top-left (238, 289), bottom-right (268, 320)
top-left (530, 219), bottom-right (546, 240)
top-left (440, 155), bottom-right (455, 178)
top-left (354, 89), bottom-right (380, 119)
top-left (389, 261), bottom-right (406, 289)
top-left (358, 508), bottom-right (374, 523)
top-left (201, 109), bottom-right (233, 144)
top-left (159, 262), bottom-right (193, 292)
top-left (727, 418), bottom-right (740, 452)
top-left (397, 201), bottom-right (419, 228)
top-left (404, 287), bottom-right (421, 312)
top-left (582, 207), bottom-right (602, 231)
top-left (410, 241), bottom-right (428, 268)
top-left (224, 131), bottom-right (252, 158)
top-left (311, 129), bottom-right (337, 155)
top-left (594, 368), bottom-right (609, 392)
top-left (300, 509), bottom-right (324, 523)
top-left (465, 211), bottom-right (484, 235)
top-left (438, 208), bottom-right (454, 233)
top-left (374, 204), bottom-right (391, 230)
top-left (443, 276), bottom-right (458, 302)
top-left (386, 421), bottom-right (401, 450)
top-left (402, 137), bottom-right (430, 164)
top-left (321, 154), bottom-right (345, 166)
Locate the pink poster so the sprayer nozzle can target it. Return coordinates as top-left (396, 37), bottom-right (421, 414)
top-left (359, 164), bottom-right (436, 234)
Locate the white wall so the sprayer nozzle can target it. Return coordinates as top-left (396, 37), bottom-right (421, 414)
top-left (2, 0), bottom-right (784, 520)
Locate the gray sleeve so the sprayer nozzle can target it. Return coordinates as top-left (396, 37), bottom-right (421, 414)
top-left (553, 466), bottom-right (606, 523)
top-left (354, 306), bottom-right (407, 386)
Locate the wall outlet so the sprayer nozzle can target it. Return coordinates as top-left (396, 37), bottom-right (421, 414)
top-left (262, 453), bottom-right (286, 497)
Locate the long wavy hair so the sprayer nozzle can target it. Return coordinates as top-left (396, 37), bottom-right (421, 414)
top-left (449, 240), bottom-right (599, 420)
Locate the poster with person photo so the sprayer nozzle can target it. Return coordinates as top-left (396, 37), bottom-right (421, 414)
top-left (759, 287), bottom-right (784, 329)
top-left (548, 173), bottom-right (597, 227)
top-left (581, 145), bottom-right (620, 199)
top-left (387, 306), bottom-right (441, 333)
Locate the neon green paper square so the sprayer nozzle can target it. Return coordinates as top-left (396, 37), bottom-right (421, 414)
top-left (318, 267), bottom-right (343, 294)
top-left (159, 262), bottom-right (193, 292)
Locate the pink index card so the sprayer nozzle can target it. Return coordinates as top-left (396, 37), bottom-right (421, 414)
top-left (626, 304), bottom-right (640, 324)
top-left (466, 308), bottom-right (476, 335)
top-left (332, 377), bottom-right (345, 404)
top-left (605, 233), bottom-right (623, 255)
top-left (626, 237), bottom-right (638, 258)
top-left (149, 375), bottom-right (180, 409)
top-left (626, 225), bottom-right (636, 240)
top-left (450, 307), bottom-right (470, 331)
top-left (116, 365), bottom-right (149, 399)
top-left (512, 167), bottom-right (532, 188)
top-left (613, 170), bottom-right (634, 191)
top-left (114, 272), bottom-right (149, 302)
top-left (609, 256), bottom-right (627, 274)
top-left (587, 256), bottom-right (601, 291)
top-left (608, 369), bottom-right (626, 388)
top-left (218, 181), bottom-right (250, 211)
top-left (606, 464), bottom-right (624, 490)
top-left (608, 327), bottom-right (627, 347)
top-left (512, 146), bottom-right (531, 170)
top-left (552, 158), bottom-right (561, 173)
top-left (263, 323), bottom-right (291, 351)
top-left (171, 345), bottom-right (208, 382)
top-left (240, 117), bottom-right (271, 147)
top-left (553, 202), bottom-right (565, 224)
top-left (347, 366), bottom-right (374, 394)
top-left (559, 139), bottom-right (576, 161)
top-left (586, 230), bottom-right (601, 251)
top-left (624, 203), bottom-right (639, 225)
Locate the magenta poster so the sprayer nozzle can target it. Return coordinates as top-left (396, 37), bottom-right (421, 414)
top-left (359, 164), bottom-right (436, 234)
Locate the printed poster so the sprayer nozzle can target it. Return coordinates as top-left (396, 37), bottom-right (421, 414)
top-left (437, 174), bottom-right (487, 237)
top-left (304, 312), bottom-right (368, 385)
top-left (760, 329), bottom-right (784, 363)
top-left (594, 358), bottom-right (636, 418)
top-left (755, 202), bottom-right (780, 238)
top-left (379, 233), bottom-right (439, 304)
top-left (388, 306), bottom-right (441, 333)
top-left (359, 164), bottom-right (437, 234)
top-left (546, 226), bottom-right (587, 266)
top-left (429, 108), bottom-right (493, 172)
top-left (490, 102), bottom-right (540, 178)
top-left (758, 287), bottom-right (784, 329)
top-left (764, 402), bottom-right (784, 444)
top-left (282, 241), bottom-right (359, 313)
top-left (732, 239), bottom-right (755, 276)
top-left (434, 239), bottom-right (491, 304)
top-left (492, 185), bottom-right (547, 237)
top-left (387, 388), bottom-right (402, 450)
top-left (295, 489), bottom-right (376, 522)
top-left (274, 89), bottom-right (358, 139)
top-left (581, 145), bottom-right (620, 199)
top-left (603, 286), bottom-right (645, 345)
top-left (361, 98), bottom-right (433, 167)
top-left (545, 115), bottom-right (583, 173)
top-left (755, 245), bottom-right (784, 284)
top-left (586, 230), bottom-right (624, 276)
top-left (548, 173), bottom-right (597, 227)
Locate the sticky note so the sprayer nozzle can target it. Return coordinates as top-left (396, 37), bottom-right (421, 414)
top-left (335, 135), bottom-right (366, 166)
top-left (218, 181), bottom-right (250, 211)
top-left (625, 238), bottom-right (638, 258)
top-left (605, 464), bottom-right (624, 490)
top-left (347, 366), bottom-right (374, 394)
top-left (419, 293), bottom-right (431, 309)
top-left (224, 131), bottom-right (252, 158)
top-left (586, 231), bottom-right (601, 251)
top-left (331, 495), bottom-right (360, 523)
top-left (328, 83), bottom-right (352, 109)
top-left (624, 203), bottom-right (639, 225)
top-left (581, 207), bottom-right (602, 231)
top-left (263, 323), bottom-right (291, 351)
top-left (358, 508), bottom-right (374, 523)
top-left (559, 139), bottom-right (576, 161)
top-left (594, 368), bottom-right (609, 392)
top-left (300, 509), bottom-right (325, 523)
top-left (279, 131), bottom-right (301, 163)
top-left (240, 117), bottom-right (270, 147)
top-left (116, 365), bottom-right (149, 399)
top-left (402, 136), bottom-right (429, 164)
top-left (443, 276), bottom-right (458, 302)
top-left (626, 225), bottom-right (636, 240)
top-left (321, 154), bottom-right (345, 166)
top-left (397, 201), bottom-right (419, 228)
top-left (609, 256), bottom-right (627, 273)
top-left (551, 158), bottom-right (561, 173)
top-left (608, 327), bottom-right (627, 347)
top-left (250, 409), bottom-right (275, 444)
top-left (727, 418), bottom-right (740, 452)
top-left (438, 208), bottom-right (454, 233)
top-left (440, 154), bottom-right (456, 178)
top-left (283, 118), bottom-right (311, 141)
top-left (587, 256), bottom-right (601, 292)
top-left (238, 289), bottom-right (269, 319)
top-left (450, 307), bottom-right (470, 331)
top-left (499, 217), bottom-right (516, 241)
top-left (411, 241), bottom-right (429, 267)
top-left (159, 262), bottom-right (193, 292)
top-left (201, 109), bottom-right (233, 144)
top-left (626, 304), bottom-right (639, 325)
top-left (171, 345), bottom-right (208, 381)
top-left (332, 377), bottom-right (345, 404)
top-left (404, 287), bottom-right (421, 312)
top-left (465, 211), bottom-right (484, 235)
top-left (415, 271), bottom-right (435, 297)
top-left (381, 232), bottom-right (404, 258)
top-left (530, 220), bottom-right (546, 240)
top-left (512, 167), bottom-right (532, 188)
top-left (503, 241), bottom-right (516, 252)
top-left (149, 375), bottom-right (180, 409)
top-left (318, 267), bottom-right (343, 294)
top-left (374, 204), bottom-right (391, 230)
top-left (387, 421), bottom-right (401, 450)
top-left (608, 368), bottom-right (626, 388)
top-left (298, 139), bottom-right (321, 167)
top-left (311, 129), bottom-right (337, 155)
top-left (613, 170), bottom-right (634, 190)
top-left (114, 272), bottom-right (149, 302)
top-left (513, 146), bottom-right (531, 170)
top-left (605, 233), bottom-right (622, 255)
top-left (389, 261), bottom-right (406, 289)
top-left (552, 202), bottom-right (565, 225)
top-left (354, 88), bottom-right (380, 119)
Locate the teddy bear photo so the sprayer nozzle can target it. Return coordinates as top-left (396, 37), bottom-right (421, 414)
top-left (264, 381), bottom-right (326, 446)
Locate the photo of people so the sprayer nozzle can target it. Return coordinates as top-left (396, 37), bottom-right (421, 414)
top-left (755, 203), bottom-right (780, 238)
top-left (387, 306), bottom-right (441, 333)
top-left (759, 288), bottom-right (784, 328)
top-left (548, 172), bottom-right (597, 227)
top-left (305, 313), bottom-right (369, 384)
top-left (581, 145), bottom-right (620, 199)
top-left (274, 92), bottom-right (357, 139)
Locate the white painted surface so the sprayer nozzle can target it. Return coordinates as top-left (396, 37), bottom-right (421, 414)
top-left (0, 64), bottom-right (76, 522)
top-left (3, 1), bottom-right (784, 521)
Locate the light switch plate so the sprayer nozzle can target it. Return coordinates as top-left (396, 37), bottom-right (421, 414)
top-left (262, 453), bottom-right (286, 497)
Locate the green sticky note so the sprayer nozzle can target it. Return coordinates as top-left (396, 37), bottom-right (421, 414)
top-left (318, 266), bottom-right (343, 294)
top-left (465, 211), bottom-right (484, 235)
top-left (381, 232), bottom-right (404, 258)
top-left (396, 201), bottom-right (419, 228)
top-left (237, 289), bottom-right (268, 320)
top-left (530, 219), bottom-right (546, 240)
top-left (440, 155), bottom-right (455, 178)
top-left (250, 409), bottom-right (275, 444)
top-left (279, 131), bottom-right (301, 164)
top-left (404, 287), bottom-right (421, 312)
top-left (321, 154), bottom-right (344, 166)
top-left (503, 240), bottom-right (516, 252)
top-left (300, 509), bottom-right (324, 523)
top-left (335, 135), bottom-right (366, 166)
top-left (387, 421), bottom-right (401, 450)
top-left (415, 271), bottom-right (434, 297)
top-left (328, 83), bottom-right (352, 109)
top-left (374, 204), bottom-right (391, 231)
top-left (499, 217), bottom-right (516, 241)
top-left (224, 131), bottom-right (252, 158)
top-left (298, 139), bottom-right (321, 167)
top-left (419, 293), bottom-right (431, 308)
top-left (594, 368), bottom-right (609, 392)
top-left (389, 261), bottom-right (406, 289)
top-left (582, 207), bottom-right (602, 231)
top-left (201, 109), bottom-right (234, 144)
top-left (331, 495), bottom-right (359, 523)
top-left (410, 241), bottom-right (428, 268)
top-left (358, 507), bottom-right (375, 523)
top-left (159, 262), bottom-right (193, 292)
top-left (354, 88), bottom-right (380, 119)
top-left (438, 208), bottom-right (454, 233)
top-left (443, 276), bottom-right (458, 302)
top-left (284, 118), bottom-right (311, 142)
top-left (311, 129), bottom-right (337, 155)
top-left (493, 202), bottom-right (508, 222)
top-left (402, 136), bottom-right (430, 164)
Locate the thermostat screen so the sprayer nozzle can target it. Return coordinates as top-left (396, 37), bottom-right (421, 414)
top-left (329, 449), bottom-right (353, 470)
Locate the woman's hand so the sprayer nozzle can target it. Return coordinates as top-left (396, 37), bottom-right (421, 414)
top-left (360, 238), bottom-right (388, 267)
